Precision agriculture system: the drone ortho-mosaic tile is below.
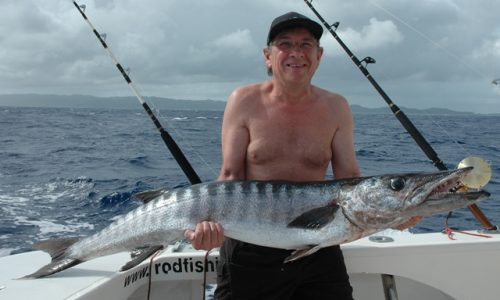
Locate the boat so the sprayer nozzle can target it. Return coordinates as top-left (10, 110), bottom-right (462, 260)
top-left (2, 3), bottom-right (496, 300)
top-left (1, 228), bottom-right (499, 300)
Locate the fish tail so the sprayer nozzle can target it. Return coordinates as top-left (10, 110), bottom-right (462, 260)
top-left (22, 237), bottom-right (83, 279)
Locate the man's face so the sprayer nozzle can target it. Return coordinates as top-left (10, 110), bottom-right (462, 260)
top-left (264, 28), bottom-right (323, 84)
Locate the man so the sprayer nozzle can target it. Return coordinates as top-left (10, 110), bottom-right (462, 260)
top-left (185, 12), bottom-right (418, 299)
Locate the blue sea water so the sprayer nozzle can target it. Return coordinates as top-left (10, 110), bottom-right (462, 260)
top-left (0, 105), bottom-right (499, 256)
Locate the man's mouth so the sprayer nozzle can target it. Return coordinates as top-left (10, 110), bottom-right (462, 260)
top-left (286, 63), bottom-right (307, 68)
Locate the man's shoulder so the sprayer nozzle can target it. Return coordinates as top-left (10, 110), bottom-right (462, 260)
top-left (225, 82), bottom-right (268, 115)
top-left (313, 86), bottom-right (350, 109)
top-left (227, 81), bottom-right (270, 108)
top-left (232, 81), bottom-right (269, 98)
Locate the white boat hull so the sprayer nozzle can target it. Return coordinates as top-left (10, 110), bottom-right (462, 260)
top-left (1, 230), bottom-right (499, 300)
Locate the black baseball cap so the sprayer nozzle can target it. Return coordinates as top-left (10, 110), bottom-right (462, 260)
top-left (267, 12), bottom-right (323, 45)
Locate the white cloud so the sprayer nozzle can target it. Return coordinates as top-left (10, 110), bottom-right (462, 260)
top-left (471, 38), bottom-right (500, 60)
top-left (187, 29), bottom-right (258, 62)
top-left (212, 29), bottom-right (258, 57)
top-left (323, 18), bottom-right (404, 57)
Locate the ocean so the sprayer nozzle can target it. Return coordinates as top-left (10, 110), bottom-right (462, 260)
top-left (1, 105), bottom-right (499, 256)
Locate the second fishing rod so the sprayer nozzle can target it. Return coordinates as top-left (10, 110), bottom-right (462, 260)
top-left (303, 0), bottom-right (495, 230)
top-left (72, 1), bottom-right (201, 185)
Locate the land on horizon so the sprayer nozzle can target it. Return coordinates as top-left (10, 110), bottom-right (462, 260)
top-left (0, 93), bottom-right (485, 115)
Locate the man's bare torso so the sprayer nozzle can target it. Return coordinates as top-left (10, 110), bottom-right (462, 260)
top-left (239, 81), bottom-right (344, 181)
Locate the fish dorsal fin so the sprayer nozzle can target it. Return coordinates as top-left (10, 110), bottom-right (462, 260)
top-left (287, 202), bottom-right (339, 230)
top-left (133, 188), bottom-right (168, 204)
top-left (33, 237), bottom-right (81, 260)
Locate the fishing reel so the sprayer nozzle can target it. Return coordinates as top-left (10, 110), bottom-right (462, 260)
top-left (456, 156), bottom-right (499, 233)
top-left (456, 156), bottom-right (492, 189)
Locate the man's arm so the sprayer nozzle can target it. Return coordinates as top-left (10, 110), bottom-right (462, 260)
top-left (330, 97), bottom-right (422, 230)
top-left (218, 89), bottom-right (250, 180)
top-left (330, 97), bottom-right (360, 179)
top-left (185, 89), bottom-right (250, 250)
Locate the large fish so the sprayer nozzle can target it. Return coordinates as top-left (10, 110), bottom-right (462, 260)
top-left (25, 167), bottom-right (489, 278)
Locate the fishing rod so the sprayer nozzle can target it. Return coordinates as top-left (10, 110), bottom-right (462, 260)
top-left (303, 0), bottom-right (496, 230)
top-left (71, 1), bottom-right (201, 185)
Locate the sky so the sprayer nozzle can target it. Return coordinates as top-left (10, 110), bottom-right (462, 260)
top-left (1, 0), bottom-right (499, 113)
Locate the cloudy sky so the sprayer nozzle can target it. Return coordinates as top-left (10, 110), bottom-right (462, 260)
top-left (1, 0), bottom-right (499, 113)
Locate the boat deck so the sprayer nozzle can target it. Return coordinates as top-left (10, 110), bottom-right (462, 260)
top-left (1, 230), bottom-right (499, 300)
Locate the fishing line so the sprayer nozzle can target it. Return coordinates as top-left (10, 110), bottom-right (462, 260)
top-left (146, 249), bottom-right (162, 300)
top-left (71, 1), bottom-right (201, 184)
top-left (367, 0), bottom-right (493, 82)
top-left (362, 2), bottom-right (498, 172)
top-left (304, 0), bottom-right (446, 170)
top-left (125, 75), bottom-right (219, 178)
top-left (135, 89), bottom-right (219, 179)
top-left (430, 119), bottom-right (473, 159)
top-left (350, 1), bottom-right (495, 180)
top-left (444, 216), bottom-right (492, 240)
top-left (303, 0), bottom-right (496, 230)
top-left (202, 249), bottom-right (214, 300)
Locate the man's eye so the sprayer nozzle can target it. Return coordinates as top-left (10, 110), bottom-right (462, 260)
top-left (279, 41), bottom-right (293, 49)
top-left (301, 42), bottom-right (313, 50)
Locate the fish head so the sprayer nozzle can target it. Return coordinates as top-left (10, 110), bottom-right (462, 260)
top-left (340, 167), bottom-right (490, 230)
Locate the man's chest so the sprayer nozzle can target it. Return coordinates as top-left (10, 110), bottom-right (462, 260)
top-left (247, 117), bottom-right (335, 166)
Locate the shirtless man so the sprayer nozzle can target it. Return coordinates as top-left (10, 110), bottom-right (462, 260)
top-left (185, 12), bottom-right (417, 299)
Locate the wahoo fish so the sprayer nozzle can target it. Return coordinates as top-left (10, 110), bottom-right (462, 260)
top-left (25, 167), bottom-right (489, 278)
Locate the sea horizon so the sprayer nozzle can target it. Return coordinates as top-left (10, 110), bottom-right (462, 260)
top-left (0, 93), bottom-right (493, 115)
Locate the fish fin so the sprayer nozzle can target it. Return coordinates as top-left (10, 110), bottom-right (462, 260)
top-left (120, 245), bottom-right (164, 271)
top-left (133, 188), bottom-right (168, 203)
top-left (22, 237), bottom-right (82, 279)
top-left (287, 203), bottom-right (339, 230)
top-left (33, 237), bottom-right (81, 260)
top-left (21, 258), bottom-right (82, 279)
top-left (284, 245), bottom-right (322, 263)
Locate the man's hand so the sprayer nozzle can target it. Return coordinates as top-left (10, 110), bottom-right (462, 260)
top-left (184, 221), bottom-right (225, 250)
top-left (392, 216), bottom-right (423, 230)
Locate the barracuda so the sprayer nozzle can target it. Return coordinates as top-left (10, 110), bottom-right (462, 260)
top-left (24, 167), bottom-right (489, 278)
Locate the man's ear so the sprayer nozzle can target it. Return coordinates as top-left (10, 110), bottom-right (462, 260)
top-left (263, 47), bottom-right (273, 76)
top-left (263, 47), bottom-right (271, 64)
top-left (317, 46), bottom-right (324, 61)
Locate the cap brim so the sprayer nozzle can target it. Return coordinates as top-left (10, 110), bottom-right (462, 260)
top-left (268, 18), bottom-right (323, 44)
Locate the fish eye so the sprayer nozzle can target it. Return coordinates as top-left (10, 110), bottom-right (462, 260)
top-left (390, 177), bottom-right (406, 191)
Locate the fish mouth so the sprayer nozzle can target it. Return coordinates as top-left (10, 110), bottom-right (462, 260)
top-left (416, 167), bottom-right (490, 207)
top-left (425, 168), bottom-right (469, 198)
